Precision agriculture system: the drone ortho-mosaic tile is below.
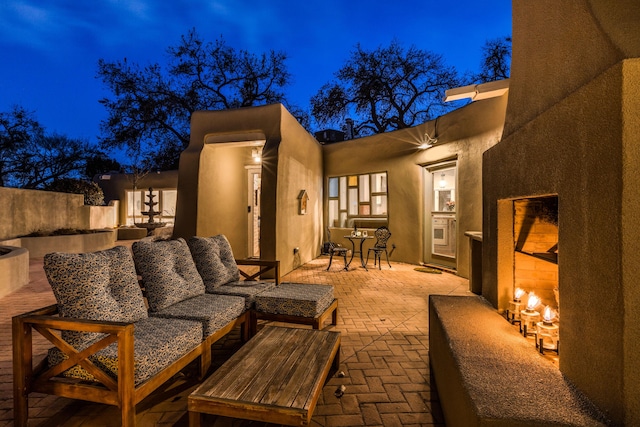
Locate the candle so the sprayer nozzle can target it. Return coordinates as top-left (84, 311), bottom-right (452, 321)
top-left (526, 293), bottom-right (540, 312)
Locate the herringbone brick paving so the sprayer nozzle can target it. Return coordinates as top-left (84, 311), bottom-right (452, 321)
top-left (0, 245), bottom-right (471, 426)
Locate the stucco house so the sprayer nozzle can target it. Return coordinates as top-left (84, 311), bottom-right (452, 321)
top-left (171, 89), bottom-right (508, 278)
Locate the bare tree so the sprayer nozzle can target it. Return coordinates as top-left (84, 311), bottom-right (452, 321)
top-left (98, 28), bottom-right (299, 169)
top-left (0, 106), bottom-right (94, 188)
top-left (311, 40), bottom-right (460, 137)
top-left (474, 36), bottom-right (511, 83)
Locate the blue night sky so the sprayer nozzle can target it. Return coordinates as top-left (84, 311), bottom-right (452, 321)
top-left (0, 0), bottom-right (511, 148)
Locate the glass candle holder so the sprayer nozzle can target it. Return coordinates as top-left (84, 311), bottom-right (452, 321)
top-left (536, 321), bottom-right (559, 353)
top-left (520, 309), bottom-right (540, 337)
top-left (507, 300), bottom-right (523, 323)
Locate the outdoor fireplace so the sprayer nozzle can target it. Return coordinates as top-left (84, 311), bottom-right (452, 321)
top-left (481, 1), bottom-right (640, 424)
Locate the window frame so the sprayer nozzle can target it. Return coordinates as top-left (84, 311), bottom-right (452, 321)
top-left (328, 171), bottom-right (388, 228)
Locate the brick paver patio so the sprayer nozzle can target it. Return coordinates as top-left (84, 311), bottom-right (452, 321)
top-left (0, 243), bottom-right (471, 426)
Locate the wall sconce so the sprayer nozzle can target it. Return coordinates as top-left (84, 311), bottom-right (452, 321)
top-left (420, 131), bottom-right (437, 150)
top-left (520, 292), bottom-right (541, 337)
top-left (251, 147), bottom-right (262, 163)
top-left (506, 287), bottom-right (526, 324)
top-left (536, 306), bottom-right (559, 354)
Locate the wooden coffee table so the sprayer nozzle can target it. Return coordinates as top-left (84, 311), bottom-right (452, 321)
top-left (188, 326), bottom-right (341, 426)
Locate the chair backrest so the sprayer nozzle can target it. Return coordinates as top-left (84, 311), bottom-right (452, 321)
top-left (374, 226), bottom-right (391, 248)
top-left (326, 227), bottom-right (335, 243)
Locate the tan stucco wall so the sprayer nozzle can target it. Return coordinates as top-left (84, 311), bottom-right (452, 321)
top-left (0, 187), bottom-right (116, 240)
top-left (174, 104), bottom-right (323, 274)
top-left (0, 246), bottom-right (29, 299)
top-left (483, 1), bottom-right (640, 423)
top-left (275, 108), bottom-right (324, 272)
top-left (323, 94), bottom-right (507, 277)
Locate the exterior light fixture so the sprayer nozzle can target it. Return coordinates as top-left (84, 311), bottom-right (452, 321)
top-left (251, 147), bottom-right (262, 163)
top-left (520, 292), bottom-right (541, 337)
top-left (421, 126), bottom-right (438, 149)
top-left (506, 287), bottom-right (526, 325)
top-left (536, 306), bottom-right (559, 354)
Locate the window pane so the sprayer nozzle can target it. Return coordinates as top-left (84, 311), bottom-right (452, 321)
top-left (371, 195), bottom-right (387, 215)
top-left (348, 188), bottom-right (358, 215)
top-left (329, 177), bottom-right (339, 198)
top-left (329, 200), bottom-right (339, 227)
top-left (339, 177), bottom-right (347, 210)
top-left (162, 190), bottom-right (177, 217)
top-left (433, 168), bottom-right (456, 212)
top-left (359, 175), bottom-right (370, 202)
top-left (339, 212), bottom-right (348, 228)
top-left (348, 175), bottom-right (358, 187)
top-left (371, 173), bottom-right (387, 192)
top-left (360, 204), bottom-right (370, 215)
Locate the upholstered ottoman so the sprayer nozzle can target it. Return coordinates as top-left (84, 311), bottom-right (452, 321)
top-left (252, 283), bottom-right (338, 334)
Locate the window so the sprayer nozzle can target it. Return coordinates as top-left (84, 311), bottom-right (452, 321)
top-left (125, 188), bottom-right (177, 225)
top-left (328, 172), bottom-right (388, 228)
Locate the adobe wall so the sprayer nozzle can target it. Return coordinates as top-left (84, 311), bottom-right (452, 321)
top-left (482, 1), bottom-right (640, 423)
top-left (0, 187), bottom-right (116, 240)
top-left (175, 104), bottom-right (323, 274)
top-left (323, 93), bottom-right (507, 277)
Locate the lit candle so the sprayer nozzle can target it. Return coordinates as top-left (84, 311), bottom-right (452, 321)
top-left (507, 288), bottom-right (526, 323)
top-left (542, 306), bottom-right (556, 325)
top-left (525, 293), bottom-right (541, 312)
top-left (537, 306), bottom-right (559, 353)
top-left (520, 292), bottom-right (540, 337)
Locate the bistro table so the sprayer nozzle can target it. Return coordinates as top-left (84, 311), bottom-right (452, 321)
top-left (344, 234), bottom-right (374, 270)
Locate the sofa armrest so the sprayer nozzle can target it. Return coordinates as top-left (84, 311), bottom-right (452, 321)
top-left (235, 259), bottom-right (280, 285)
top-left (13, 305), bottom-right (134, 393)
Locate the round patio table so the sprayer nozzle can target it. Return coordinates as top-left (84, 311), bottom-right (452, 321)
top-left (344, 235), bottom-right (374, 270)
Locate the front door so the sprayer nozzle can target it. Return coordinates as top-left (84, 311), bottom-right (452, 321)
top-left (425, 163), bottom-right (457, 269)
top-left (247, 168), bottom-right (261, 258)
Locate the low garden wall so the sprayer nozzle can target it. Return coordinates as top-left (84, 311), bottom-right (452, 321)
top-left (5, 230), bottom-right (118, 259)
top-left (0, 246), bottom-right (29, 299)
top-left (0, 187), bottom-right (118, 241)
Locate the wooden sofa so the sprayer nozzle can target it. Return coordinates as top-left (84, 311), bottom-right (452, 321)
top-left (13, 235), bottom-right (337, 427)
top-left (13, 240), bottom-right (262, 427)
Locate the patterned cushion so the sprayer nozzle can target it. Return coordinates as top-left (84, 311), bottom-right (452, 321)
top-left (101, 246), bottom-right (148, 323)
top-left (44, 249), bottom-right (146, 349)
top-left (188, 235), bottom-right (240, 290)
top-left (48, 317), bottom-right (202, 386)
top-left (207, 281), bottom-right (277, 310)
top-left (150, 294), bottom-right (246, 338)
top-left (254, 283), bottom-right (335, 318)
top-left (132, 238), bottom-right (205, 312)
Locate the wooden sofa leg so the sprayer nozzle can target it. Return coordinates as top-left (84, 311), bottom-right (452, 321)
top-left (119, 327), bottom-right (136, 427)
top-left (249, 311), bottom-right (258, 338)
top-left (12, 317), bottom-right (31, 427)
top-left (332, 306), bottom-right (338, 326)
top-left (200, 345), bottom-right (212, 380)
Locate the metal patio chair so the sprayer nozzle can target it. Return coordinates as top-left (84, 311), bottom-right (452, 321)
top-left (366, 226), bottom-right (392, 269)
top-left (326, 227), bottom-right (349, 271)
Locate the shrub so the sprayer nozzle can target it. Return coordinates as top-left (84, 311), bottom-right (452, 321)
top-left (45, 178), bottom-right (105, 206)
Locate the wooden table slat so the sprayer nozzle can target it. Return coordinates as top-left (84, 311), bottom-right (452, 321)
top-left (188, 326), bottom-right (341, 427)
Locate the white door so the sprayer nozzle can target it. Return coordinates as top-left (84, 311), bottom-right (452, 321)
top-left (247, 169), bottom-right (261, 258)
top-left (425, 164), bottom-right (457, 269)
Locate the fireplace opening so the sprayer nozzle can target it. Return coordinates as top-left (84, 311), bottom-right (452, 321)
top-left (514, 196), bottom-right (558, 307)
top-left (509, 196), bottom-right (559, 358)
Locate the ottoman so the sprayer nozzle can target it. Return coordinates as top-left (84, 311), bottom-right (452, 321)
top-left (251, 283), bottom-right (338, 334)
